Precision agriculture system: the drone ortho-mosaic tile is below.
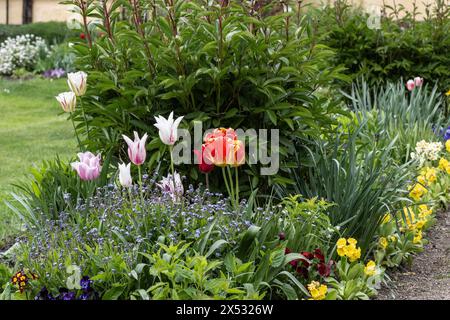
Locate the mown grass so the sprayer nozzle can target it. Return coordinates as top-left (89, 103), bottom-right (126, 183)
top-left (0, 77), bottom-right (76, 247)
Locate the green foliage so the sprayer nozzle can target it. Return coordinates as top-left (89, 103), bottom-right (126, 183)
top-left (0, 22), bottom-right (78, 44)
top-left (325, 258), bottom-right (381, 300)
top-left (311, 0), bottom-right (450, 94)
top-left (7, 156), bottom-right (112, 225)
top-left (277, 127), bottom-right (413, 253)
top-left (66, 0), bottom-right (348, 192)
top-left (134, 242), bottom-right (263, 300)
top-left (36, 42), bottom-right (77, 73)
top-left (344, 79), bottom-right (447, 163)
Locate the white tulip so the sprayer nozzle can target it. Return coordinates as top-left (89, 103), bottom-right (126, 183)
top-left (153, 111), bottom-right (184, 145)
top-left (118, 162), bottom-right (132, 188)
top-left (56, 92), bottom-right (77, 113)
top-left (157, 171), bottom-right (184, 201)
top-left (67, 71), bottom-right (88, 96)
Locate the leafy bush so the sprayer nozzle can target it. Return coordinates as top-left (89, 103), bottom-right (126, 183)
top-left (0, 34), bottom-right (48, 75)
top-left (0, 22), bottom-right (78, 44)
top-left (277, 128), bottom-right (412, 252)
top-left (311, 0), bottom-right (450, 94)
top-left (66, 0), bottom-right (348, 192)
top-left (343, 79), bottom-right (447, 163)
top-left (36, 42), bottom-right (77, 75)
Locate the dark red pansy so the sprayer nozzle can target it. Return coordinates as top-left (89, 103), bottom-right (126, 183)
top-left (317, 263), bottom-right (331, 277)
top-left (80, 33), bottom-right (86, 40)
top-left (296, 266), bottom-right (309, 278)
top-left (278, 232), bottom-right (286, 241)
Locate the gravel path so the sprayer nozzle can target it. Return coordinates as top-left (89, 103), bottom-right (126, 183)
top-left (377, 211), bottom-right (450, 300)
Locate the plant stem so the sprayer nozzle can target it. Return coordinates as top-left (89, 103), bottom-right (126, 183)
top-left (137, 165), bottom-right (145, 208)
top-left (70, 112), bottom-right (83, 151)
top-left (205, 173), bottom-right (209, 190)
top-left (235, 166), bottom-right (239, 211)
top-left (221, 167), bottom-right (232, 204)
top-left (226, 166), bottom-right (236, 211)
top-left (169, 145), bottom-right (177, 199)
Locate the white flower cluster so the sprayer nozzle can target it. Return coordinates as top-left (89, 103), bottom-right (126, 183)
top-left (410, 140), bottom-right (443, 164)
top-left (0, 34), bottom-right (49, 75)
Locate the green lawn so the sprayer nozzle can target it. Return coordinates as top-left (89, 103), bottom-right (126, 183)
top-left (0, 78), bottom-right (76, 246)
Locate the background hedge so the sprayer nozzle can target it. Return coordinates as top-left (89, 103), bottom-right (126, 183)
top-left (0, 22), bottom-right (78, 44)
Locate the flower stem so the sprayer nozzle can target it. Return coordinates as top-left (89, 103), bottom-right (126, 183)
top-left (169, 145), bottom-right (177, 199)
top-left (221, 167), bottom-right (232, 204)
top-left (137, 165), bottom-right (145, 208)
top-left (235, 166), bottom-right (239, 211)
top-left (79, 97), bottom-right (91, 142)
top-left (70, 111), bottom-right (83, 151)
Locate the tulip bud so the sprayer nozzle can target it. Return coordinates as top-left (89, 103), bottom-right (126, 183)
top-left (118, 163), bottom-right (132, 187)
top-left (56, 92), bottom-right (77, 113)
top-left (154, 111), bottom-right (184, 145)
top-left (414, 77), bottom-right (424, 87)
top-left (67, 71), bottom-right (88, 96)
top-left (71, 152), bottom-right (101, 181)
top-left (406, 79), bottom-right (415, 91)
top-left (122, 131), bottom-right (148, 166)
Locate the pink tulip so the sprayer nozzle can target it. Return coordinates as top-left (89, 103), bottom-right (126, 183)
top-left (406, 79), bottom-right (415, 91)
top-left (122, 131), bottom-right (148, 166)
top-left (71, 152), bottom-right (102, 181)
top-left (414, 77), bottom-right (424, 87)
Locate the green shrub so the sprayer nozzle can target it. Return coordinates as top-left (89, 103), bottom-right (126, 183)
top-left (310, 0), bottom-right (450, 94)
top-left (343, 79), bottom-right (447, 163)
top-left (276, 128), bottom-right (413, 253)
top-left (0, 22), bottom-right (78, 44)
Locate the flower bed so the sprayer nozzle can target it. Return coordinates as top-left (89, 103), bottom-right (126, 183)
top-left (1, 0), bottom-right (450, 301)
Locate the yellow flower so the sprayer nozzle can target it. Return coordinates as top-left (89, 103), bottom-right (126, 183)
top-left (413, 230), bottom-right (423, 244)
top-left (417, 175), bottom-right (427, 185)
top-left (346, 245), bottom-right (361, 262)
top-left (446, 89), bottom-right (450, 96)
top-left (388, 235), bottom-right (397, 243)
top-left (446, 140), bottom-right (450, 153)
top-left (409, 183), bottom-right (427, 201)
top-left (364, 260), bottom-right (377, 276)
top-left (381, 213), bottom-right (391, 224)
top-left (424, 167), bottom-right (437, 184)
top-left (307, 281), bottom-right (327, 300)
top-left (336, 238), bottom-right (347, 257)
top-left (438, 158), bottom-right (450, 171)
top-left (336, 237), bottom-right (361, 262)
top-left (379, 237), bottom-right (388, 249)
top-left (418, 204), bottom-right (432, 218)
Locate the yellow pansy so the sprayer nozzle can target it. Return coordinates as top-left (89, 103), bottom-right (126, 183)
top-left (438, 158), bottom-right (450, 171)
top-left (446, 140), bottom-right (450, 153)
top-left (335, 238), bottom-right (361, 261)
top-left (409, 183), bottom-right (427, 201)
top-left (424, 167), bottom-right (437, 184)
top-left (347, 238), bottom-right (357, 246)
top-left (418, 204), bottom-right (432, 218)
top-left (379, 237), bottom-right (388, 249)
top-left (417, 175), bottom-right (427, 185)
top-left (364, 260), bottom-right (377, 276)
top-left (446, 89), bottom-right (450, 96)
top-left (307, 281), bottom-right (327, 300)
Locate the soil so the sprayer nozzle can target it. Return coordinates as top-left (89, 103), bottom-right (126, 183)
top-left (377, 210), bottom-right (450, 300)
